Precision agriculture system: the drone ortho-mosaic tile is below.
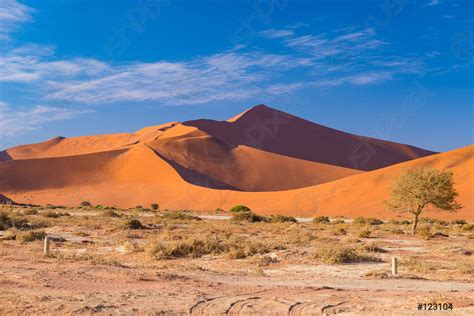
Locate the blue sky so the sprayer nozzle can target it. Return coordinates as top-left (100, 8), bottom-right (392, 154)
top-left (0, 0), bottom-right (472, 152)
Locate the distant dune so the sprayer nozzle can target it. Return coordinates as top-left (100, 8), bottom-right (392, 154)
top-left (1, 104), bottom-right (471, 219)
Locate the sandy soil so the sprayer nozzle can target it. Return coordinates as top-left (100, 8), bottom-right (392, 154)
top-left (0, 207), bottom-right (473, 315)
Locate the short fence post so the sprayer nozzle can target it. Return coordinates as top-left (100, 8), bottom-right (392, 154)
top-left (44, 236), bottom-right (50, 256)
top-left (391, 257), bottom-right (398, 275)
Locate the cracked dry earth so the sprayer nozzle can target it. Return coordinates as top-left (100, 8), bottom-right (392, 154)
top-left (1, 246), bottom-right (473, 315)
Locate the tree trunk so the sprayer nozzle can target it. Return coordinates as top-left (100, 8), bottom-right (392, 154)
top-left (412, 214), bottom-right (419, 235)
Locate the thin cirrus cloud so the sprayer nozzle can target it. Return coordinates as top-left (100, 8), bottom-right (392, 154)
top-left (0, 0), bottom-right (33, 39)
top-left (0, 102), bottom-right (90, 137)
top-left (40, 27), bottom-right (421, 106)
top-left (1, 1), bottom-right (425, 119)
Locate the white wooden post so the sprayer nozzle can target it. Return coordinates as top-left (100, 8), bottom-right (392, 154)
top-left (44, 236), bottom-right (50, 255)
top-left (391, 257), bottom-right (398, 275)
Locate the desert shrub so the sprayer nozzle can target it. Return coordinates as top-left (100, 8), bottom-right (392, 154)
top-left (147, 235), bottom-right (271, 260)
top-left (353, 217), bottom-right (383, 225)
top-left (147, 236), bottom-right (225, 259)
top-left (124, 219), bottom-right (144, 230)
top-left (362, 242), bottom-right (386, 253)
top-left (151, 203), bottom-right (159, 211)
top-left (80, 201), bottom-right (92, 207)
top-left (358, 229), bottom-right (371, 238)
top-left (417, 226), bottom-right (432, 239)
top-left (456, 262), bottom-right (474, 275)
top-left (331, 219), bottom-right (345, 224)
top-left (0, 211), bottom-right (29, 230)
top-left (95, 205), bottom-right (105, 210)
top-left (16, 230), bottom-right (46, 243)
top-left (268, 215), bottom-right (297, 223)
top-left (451, 219), bottom-right (467, 225)
top-left (102, 209), bottom-right (120, 218)
top-left (462, 224), bottom-right (474, 232)
top-left (313, 216), bottom-right (330, 224)
top-left (229, 205), bottom-right (251, 213)
top-left (135, 205), bottom-right (143, 209)
top-left (1, 228), bottom-right (18, 240)
top-left (314, 244), bottom-right (379, 264)
top-left (401, 256), bottom-right (437, 273)
top-left (22, 208), bottom-right (38, 216)
top-left (42, 210), bottom-right (69, 218)
top-left (162, 211), bottom-right (201, 221)
top-left (232, 212), bottom-right (266, 223)
top-left (332, 227), bottom-right (347, 235)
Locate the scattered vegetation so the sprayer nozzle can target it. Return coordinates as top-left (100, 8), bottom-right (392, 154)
top-left (313, 216), bottom-right (330, 224)
top-left (358, 229), bottom-right (371, 238)
top-left (229, 205), bottom-right (251, 213)
top-left (268, 215), bottom-right (297, 223)
top-left (232, 212), bottom-right (266, 223)
top-left (313, 244), bottom-right (380, 264)
top-left (146, 235), bottom-right (271, 260)
top-left (80, 201), bottom-right (92, 207)
top-left (353, 217), bottom-right (383, 225)
top-left (151, 203), bottom-right (159, 211)
top-left (42, 210), bottom-right (70, 218)
top-left (16, 230), bottom-right (46, 243)
top-left (161, 211), bottom-right (201, 221)
top-left (124, 219), bottom-right (144, 230)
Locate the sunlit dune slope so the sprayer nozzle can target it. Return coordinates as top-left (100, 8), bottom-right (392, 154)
top-left (1, 145), bottom-right (471, 220)
top-left (146, 126), bottom-right (362, 191)
top-left (183, 104), bottom-right (437, 171)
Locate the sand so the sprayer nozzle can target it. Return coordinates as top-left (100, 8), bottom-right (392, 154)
top-left (0, 104), bottom-right (471, 220)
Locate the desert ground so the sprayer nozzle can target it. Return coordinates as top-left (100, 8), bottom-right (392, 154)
top-left (1, 203), bottom-right (473, 315)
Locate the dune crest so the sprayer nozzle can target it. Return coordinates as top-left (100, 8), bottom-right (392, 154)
top-left (1, 104), bottom-right (469, 219)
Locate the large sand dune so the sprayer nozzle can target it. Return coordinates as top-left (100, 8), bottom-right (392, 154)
top-left (0, 105), bottom-right (471, 219)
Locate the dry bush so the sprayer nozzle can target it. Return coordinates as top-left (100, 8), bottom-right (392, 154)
top-left (146, 234), bottom-right (272, 260)
top-left (162, 211), bottom-right (201, 221)
top-left (16, 230), bottom-right (46, 243)
top-left (0, 211), bottom-right (29, 230)
top-left (42, 210), bottom-right (70, 218)
top-left (22, 208), bottom-right (39, 216)
top-left (232, 212), bottom-right (266, 223)
top-left (313, 216), bottom-right (330, 224)
top-left (268, 215), bottom-right (297, 223)
top-left (123, 219), bottom-right (144, 230)
top-left (102, 209), bottom-right (120, 218)
top-left (401, 256), bottom-right (438, 273)
top-left (455, 261), bottom-right (474, 275)
top-left (358, 229), bottom-right (371, 238)
top-left (416, 226), bottom-right (432, 239)
top-left (313, 244), bottom-right (380, 264)
top-left (332, 227), bottom-right (347, 236)
top-left (1, 228), bottom-right (18, 240)
top-left (361, 242), bottom-right (386, 253)
top-left (353, 217), bottom-right (384, 225)
top-left (331, 219), bottom-right (345, 224)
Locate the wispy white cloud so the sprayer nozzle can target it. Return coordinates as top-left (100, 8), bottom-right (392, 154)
top-left (0, 102), bottom-right (89, 136)
top-left (425, 0), bottom-right (440, 7)
top-left (258, 29), bottom-right (294, 39)
top-left (2, 23), bottom-right (425, 110)
top-left (0, 44), bottom-right (109, 83)
top-left (0, 0), bottom-right (34, 39)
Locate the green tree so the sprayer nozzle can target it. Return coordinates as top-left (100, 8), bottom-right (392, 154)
top-left (385, 167), bottom-right (461, 235)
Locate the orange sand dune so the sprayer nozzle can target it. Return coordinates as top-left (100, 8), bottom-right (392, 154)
top-left (2, 144), bottom-right (472, 220)
top-left (0, 104), bottom-right (469, 220)
top-left (147, 127), bottom-right (361, 191)
top-left (183, 105), bottom-right (437, 171)
top-left (2, 134), bottom-right (138, 160)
